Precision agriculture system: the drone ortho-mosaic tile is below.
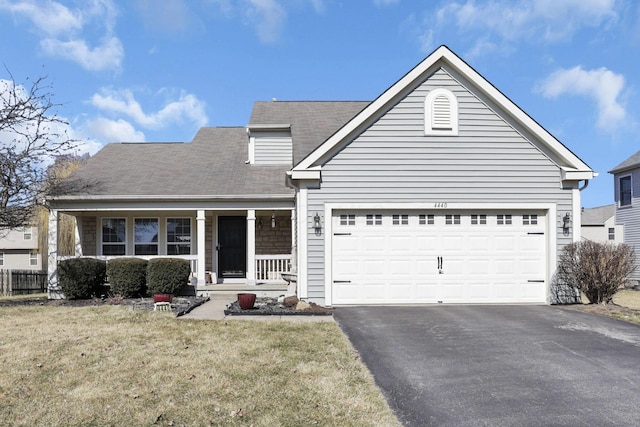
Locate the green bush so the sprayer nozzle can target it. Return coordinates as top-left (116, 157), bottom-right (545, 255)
top-left (146, 258), bottom-right (191, 296)
top-left (107, 258), bottom-right (148, 298)
top-left (58, 258), bottom-right (107, 299)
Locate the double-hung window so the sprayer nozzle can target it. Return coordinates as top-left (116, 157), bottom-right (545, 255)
top-left (102, 218), bottom-right (126, 255)
top-left (23, 227), bottom-right (32, 240)
top-left (167, 218), bottom-right (192, 255)
top-left (619, 176), bottom-right (632, 207)
top-left (135, 218), bottom-right (159, 255)
top-left (30, 251), bottom-right (38, 266)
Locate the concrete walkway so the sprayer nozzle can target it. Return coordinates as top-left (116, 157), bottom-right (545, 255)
top-left (179, 294), bottom-right (334, 322)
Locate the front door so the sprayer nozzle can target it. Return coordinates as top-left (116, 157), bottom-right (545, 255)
top-left (218, 216), bottom-right (247, 278)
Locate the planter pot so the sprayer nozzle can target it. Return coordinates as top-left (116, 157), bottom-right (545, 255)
top-left (205, 272), bottom-right (212, 284)
top-left (153, 294), bottom-right (172, 303)
top-left (237, 293), bottom-right (256, 310)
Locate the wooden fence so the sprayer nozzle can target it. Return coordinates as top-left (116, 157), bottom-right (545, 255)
top-left (0, 270), bottom-right (48, 296)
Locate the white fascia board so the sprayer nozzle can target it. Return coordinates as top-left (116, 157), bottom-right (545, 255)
top-left (290, 167), bottom-right (321, 180)
top-left (561, 169), bottom-right (596, 181)
top-left (48, 194), bottom-right (294, 201)
top-left (293, 45), bottom-right (593, 174)
top-left (246, 124), bottom-right (291, 134)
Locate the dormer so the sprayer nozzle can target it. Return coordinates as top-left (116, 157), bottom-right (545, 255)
top-left (246, 124), bottom-right (292, 165)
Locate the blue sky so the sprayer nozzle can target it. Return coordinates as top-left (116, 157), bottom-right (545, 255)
top-left (0, 0), bottom-right (638, 208)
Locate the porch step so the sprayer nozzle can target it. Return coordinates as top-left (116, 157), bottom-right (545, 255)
top-left (197, 283), bottom-right (288, 298)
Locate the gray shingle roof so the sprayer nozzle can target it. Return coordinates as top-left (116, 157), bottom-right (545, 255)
top-left (609, 150), bottom-right (640, 174)
top-left (581, 204), bottom-right (615, 226)
top-left (57, 101), bottom-right (368, 200)
top-left (61, 127), bottom-right (293, 198)
top-left (249, 101), bottom-right (369, 165)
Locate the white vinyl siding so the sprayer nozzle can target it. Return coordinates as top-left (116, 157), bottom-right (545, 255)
top-left (304, 67), bottom-right (574, 303)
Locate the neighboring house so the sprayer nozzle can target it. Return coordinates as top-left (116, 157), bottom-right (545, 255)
top-left (47, 46), bottom-right (594, 304)
top-left (0, 226), bottom-right (42, 270)
top-left (609, 150), bottom-right (640, 282)
top-left (580, 204), bottom-right (623, 244)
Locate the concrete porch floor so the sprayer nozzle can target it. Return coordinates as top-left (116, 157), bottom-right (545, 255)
top-left (196, 282), bottom-right (288, 298)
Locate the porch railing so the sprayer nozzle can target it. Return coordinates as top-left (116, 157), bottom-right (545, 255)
top-left (255, 254), bottom-right (291, 283)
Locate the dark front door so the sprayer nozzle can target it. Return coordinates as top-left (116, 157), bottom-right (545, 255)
top-left (218, 216), bottom-right (247, 278)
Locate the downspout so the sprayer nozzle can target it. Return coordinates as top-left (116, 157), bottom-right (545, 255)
top-left (578, 180), bottom-right (589, 191)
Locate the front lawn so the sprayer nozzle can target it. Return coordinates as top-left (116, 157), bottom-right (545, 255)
top-left (0, 306), bottom-right (400, 426)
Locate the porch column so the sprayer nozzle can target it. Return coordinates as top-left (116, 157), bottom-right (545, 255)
top-left (290, 208), bottom-right (297, 272)
top-left (196, 210), bottom-right (206, 286)
top-left (246, 209), bottom-right (256, 286)
top-left (47, 209), bottom-right (61, 299)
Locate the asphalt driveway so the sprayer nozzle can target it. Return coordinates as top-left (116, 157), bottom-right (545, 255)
top-left (334, 306), bottom-right (640, 427)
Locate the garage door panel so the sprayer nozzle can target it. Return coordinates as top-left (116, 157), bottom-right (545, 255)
top-left (332, 211), bottom-right (547, 304)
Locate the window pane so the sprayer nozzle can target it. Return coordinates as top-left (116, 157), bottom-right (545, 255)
top-left (620, 176), bottom-right (632, 206)
top-left (103, 244), bottom-right (125, 256)
top-left (135, 244), bottom-right (158, 255)
top-left (102, 218), bottom-right (126, 243)
top-left (135, 218), bottom-right (158, 243)
top-left (167, 218), bottom-right (191, 243)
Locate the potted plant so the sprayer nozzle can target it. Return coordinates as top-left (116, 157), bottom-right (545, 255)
top-left (237, 293), bottom-right (256, 310)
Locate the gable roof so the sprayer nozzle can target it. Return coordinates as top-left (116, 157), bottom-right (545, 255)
top-left (581, 204), bottom-right (615, 226)
top-left (53, 127), bottom-right (293, 201)
top-left (292, 45), bottom-right (593, 181)
top-left (609, 150), bottom-right (640, 174)
top-left (248, 101), bottom-right (369, 165)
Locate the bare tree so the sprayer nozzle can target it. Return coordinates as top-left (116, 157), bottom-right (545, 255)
top-left (0, 71), bottom-right (77, 229)
top-left (556, 240), bottom-right (637, 304)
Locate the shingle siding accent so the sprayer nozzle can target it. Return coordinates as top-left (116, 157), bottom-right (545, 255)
top-left (305, 68), bottom-right (574, 302)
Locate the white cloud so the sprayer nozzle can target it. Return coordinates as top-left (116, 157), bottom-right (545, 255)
top-left (0, 0), bottom-right (123, 71)
top-left (0, 0), bottom-right (82, 36)
top-left (416, 0), bottom-right (618, 53)
top-left (40, 36), bottom-right (124, 71)
top-left (89, 88), bottom-right (208, 130)
top-left (538, 66), bottom-right (626, 131)
top-left (244, 0), bottom-right (287, 44)
top-left (80, 117), bottom-right (145, 143)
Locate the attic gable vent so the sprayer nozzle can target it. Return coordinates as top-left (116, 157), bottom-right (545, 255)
top-left (425, 88), bottom-right (458, 136)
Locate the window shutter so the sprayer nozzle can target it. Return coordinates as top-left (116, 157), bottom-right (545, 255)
top-left (432, 95), bottom-right (452, 129)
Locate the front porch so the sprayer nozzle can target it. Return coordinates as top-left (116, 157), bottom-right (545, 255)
top-left (47, 207), bottom-right (297, 297)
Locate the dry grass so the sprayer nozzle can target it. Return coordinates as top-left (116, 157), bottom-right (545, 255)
top-left (0, 306), bottom-right (400, 426)
top-left (0, 293), bottom-right (47, 301)
top-left (613, 289), bottom-right (640, 310)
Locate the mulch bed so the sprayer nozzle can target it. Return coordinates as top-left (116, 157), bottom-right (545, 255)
top-left (0, 295), bottom-right (209, 316)
top-left (224, 296), bottom-right (333, 316)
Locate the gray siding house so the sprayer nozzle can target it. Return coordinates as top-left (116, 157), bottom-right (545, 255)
top-left (609, 150), bottom-right (640, 282)
top-left (48, 46), bottom-right (594, 304)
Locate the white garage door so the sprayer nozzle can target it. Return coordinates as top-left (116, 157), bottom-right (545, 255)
top-left (331, 210), bottom-right (547, 304)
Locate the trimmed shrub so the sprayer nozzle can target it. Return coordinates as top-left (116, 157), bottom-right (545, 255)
top-left (58, 258), bottom-right (107, 299)
top-left (147, 258), bottom-right (191, 296)
top-left (556, 241), bottom-right (636, 304)
top-left (107, 258), bottom-right (148, 298)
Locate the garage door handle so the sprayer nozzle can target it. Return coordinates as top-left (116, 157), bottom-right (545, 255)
top-left (528, 280), bottom-right (545, 283)
top-left (527, 232), bottom-right (544, 235)
top-left (333, 280), bottom-right (351, 284)
top-left (333, 232), bottom-right (352, 236)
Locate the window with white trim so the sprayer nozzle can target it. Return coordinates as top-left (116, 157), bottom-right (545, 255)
top-left (0, 252), bottom-right (4, 266)
top-left (340, 214), bottom-right (355, 226)
top-left (608, 228), bottom-right (615, 240)
top-left (167, 218), bottom-right (192, 255)
top-left (30, 251), bottom-right (38, 266)
top-left (419, 214), bottom-right (435, 225)
top-left (471, 214), bottom-right (486, 225)
top-left (497, 214), bottom-right (512, 225)
top-left (523, 214), bottom-right (538, 225)
top-left (102, 218), bottom-right (126, 255)
top-left (425, 88), bottom-right (458, 135)
top-left (445, 214), bottom-right (461, 225)
top-left (23, 227), bottom-right (32, 240)
top-left (135, 218), bottom-right (159, 255)
top-left (619, 175), bottom-right (632, 207)
top-left (392, 214), bottom-right (408, 225)
top-left (366, 214), bottom-right (382, 225)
